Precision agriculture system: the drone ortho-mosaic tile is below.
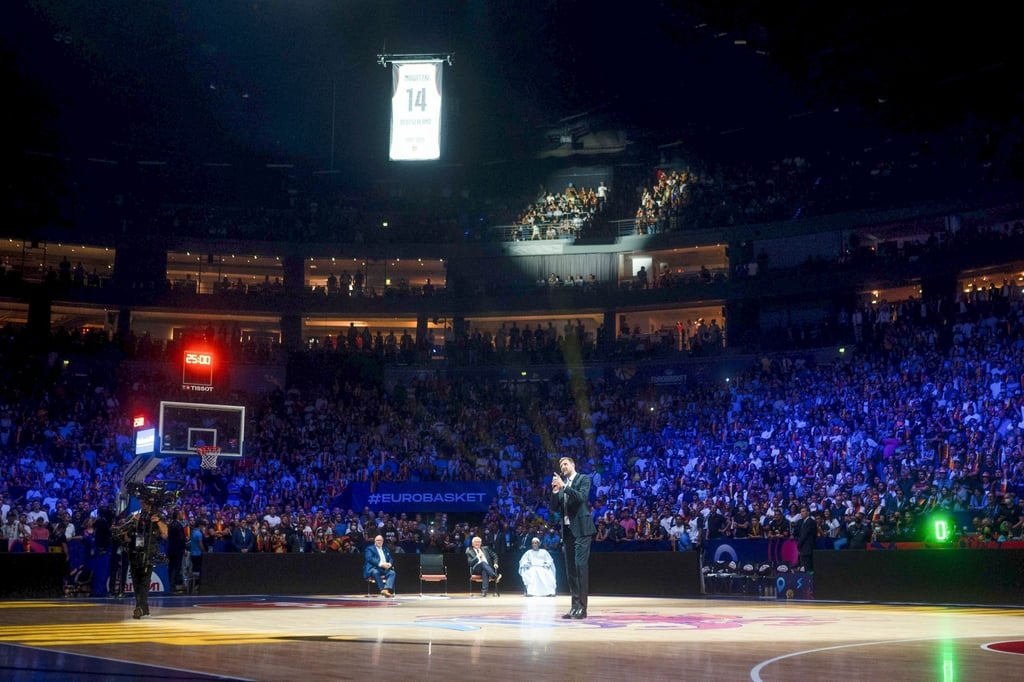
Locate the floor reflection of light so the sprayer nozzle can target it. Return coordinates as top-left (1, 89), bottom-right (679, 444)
top-left (941, 639), bottom-right (956, 682)
top-left (520, 594), bottom-right (560, 642)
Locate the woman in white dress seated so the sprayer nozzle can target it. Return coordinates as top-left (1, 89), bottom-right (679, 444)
top-left (518, 537), bottom-right (556, 596)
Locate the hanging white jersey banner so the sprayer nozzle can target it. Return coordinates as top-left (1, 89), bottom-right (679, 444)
top-left (389, 60), bottom-right (443, 161)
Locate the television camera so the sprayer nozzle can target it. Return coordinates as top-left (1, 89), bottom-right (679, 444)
top-left (124, 481), bottom-right (183, 510)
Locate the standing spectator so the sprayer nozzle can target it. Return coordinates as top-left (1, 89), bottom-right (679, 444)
top-left (669, 515), bottom-right (691, 550)
top-left (1, 511), bottom-right (20, 551)
top-left (732, 505), bottom-right (751, 538)
top-left (29, 518), bottom-right (50, 551)
top-left (26, 501), bottom-right (49, 526)
top-left (636, 266), bottom-right (648, 289)
top-left (795, 506), bottom-right (817, 572)
top-left (822, 509), bottom-right (843, 546)
top-left (542, 526), bottom-right (561, 552)
top-left (596, 180), bottom-right (610, 211)
top-left (189, 517), bottom-right (207, 592)
top-left (847, 513), bottom-right (872, 550)
top-left (491, 520), bottom-right (518, 555)
top-left (166, 510), bottom-right (187, 593)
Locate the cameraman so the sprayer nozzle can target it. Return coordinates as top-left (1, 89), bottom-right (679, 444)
top-left (121, 498), bottom-right (168, 618)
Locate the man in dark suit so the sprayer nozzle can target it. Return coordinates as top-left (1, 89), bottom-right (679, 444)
top-left (490, 520), bottom-right (518, 555)
top-left (230, 517), bottom-right (255, 553)
top-left (795, 505), bottom-right (817, 572)
top-left (166, 509), bottom-right (187, 593)
top-left (551, 456), bottom-right (597, 619)
top-left (363, 534), bottom-right (396, 597)
top-left (466, 535), bottom-right (501, 596)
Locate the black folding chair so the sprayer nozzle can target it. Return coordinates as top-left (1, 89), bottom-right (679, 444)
top-left (419, 553), bottom-right (448, 596)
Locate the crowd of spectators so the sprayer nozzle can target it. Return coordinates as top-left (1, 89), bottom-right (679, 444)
top-left (3, 272), bottom-right (1024, 594)
top-left (626, 157), bottom-right (818, 235)
top-left (508, 183), bottom-right (608, 242)
top-left (623, 130), bottom-right (1021, 238)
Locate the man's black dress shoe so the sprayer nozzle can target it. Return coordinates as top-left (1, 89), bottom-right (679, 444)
top-left (562, 608), bottom-right (579, 619)
top-left (571, 610), bottom-right (587, 619)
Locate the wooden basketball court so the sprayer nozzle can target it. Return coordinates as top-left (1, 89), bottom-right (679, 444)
top-left (1, 592), bottom-right (1022, 680)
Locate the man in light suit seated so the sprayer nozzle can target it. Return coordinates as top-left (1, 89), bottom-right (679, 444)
top-left (363, 534), bottom-right (396, 597)
top-left (518, 537), bottom-right (556, 596)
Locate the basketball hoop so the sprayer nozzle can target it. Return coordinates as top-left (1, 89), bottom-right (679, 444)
top-left (196, 446), bottom-right (222, 470)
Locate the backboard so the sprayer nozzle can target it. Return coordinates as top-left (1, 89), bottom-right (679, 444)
top-left (158, 401), bottom-right (245, 458)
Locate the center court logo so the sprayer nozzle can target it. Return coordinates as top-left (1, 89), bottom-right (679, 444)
top-left (416, 611), bottom-right (838, 630)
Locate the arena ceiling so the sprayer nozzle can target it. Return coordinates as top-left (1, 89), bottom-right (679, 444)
top-left (3, 2), bottom-right (1023, 186)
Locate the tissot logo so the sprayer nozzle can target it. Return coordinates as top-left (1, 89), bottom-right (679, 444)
top-left (185, 352), bottom-right (213, 365)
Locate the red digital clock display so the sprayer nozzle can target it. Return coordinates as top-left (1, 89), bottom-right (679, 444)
top-left (182, 350), bottom-right (214, 389)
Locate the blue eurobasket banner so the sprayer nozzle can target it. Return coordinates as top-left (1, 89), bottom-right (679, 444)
top-left (339, 482), bottom-right (499, 512)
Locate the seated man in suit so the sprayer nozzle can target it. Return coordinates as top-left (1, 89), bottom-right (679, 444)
top-left (466, 535), bottom-right (501, 596)
top-left (363, 534), bottom-right (396, 597)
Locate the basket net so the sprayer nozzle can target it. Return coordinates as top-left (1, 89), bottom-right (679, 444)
top-left (196, 446), bottom-right (222, 470)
